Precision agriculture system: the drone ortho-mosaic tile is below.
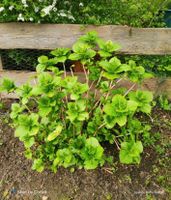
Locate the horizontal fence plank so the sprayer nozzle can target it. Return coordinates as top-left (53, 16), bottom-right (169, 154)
top-left (0, 23), bottom-right (171, 55)
top-left (1, 70), bottom-right (171, 99)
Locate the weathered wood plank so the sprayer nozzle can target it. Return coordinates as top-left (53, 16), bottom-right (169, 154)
top-left (1, 70), bottom-right (170, 99)
top-left (1, 23), bottom-right (171, 55)
top-left (0, 56), bottom-right (3, 71)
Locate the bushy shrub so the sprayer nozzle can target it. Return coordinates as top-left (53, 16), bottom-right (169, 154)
top-left (0, 0), bottom-right (168, 27)
top-left (119, 55), bottom-right (171, 77)
top-left (0, 32), bottom-right (154, 172)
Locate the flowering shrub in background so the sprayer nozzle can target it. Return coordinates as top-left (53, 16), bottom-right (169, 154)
top-left (0, 0), bottom-right (76, 23)
top-left (0, 0), bottom-right (169, 27)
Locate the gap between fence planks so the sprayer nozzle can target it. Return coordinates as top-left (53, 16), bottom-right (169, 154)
top-left (1, 70), bottom-right (171, 99)
top-left (1, 23), bottom-right (171, 55)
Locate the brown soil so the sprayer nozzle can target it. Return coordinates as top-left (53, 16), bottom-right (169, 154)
top-left (0, 100), bottom-right (170, 200)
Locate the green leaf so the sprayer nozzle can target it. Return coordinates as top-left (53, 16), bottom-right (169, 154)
top-left (47, 124), bottom-right (63, 141)
top-left (104, 115), bottom-right (116, 129)
top-left (165, 65), bottom-right (171, 71)
top-left (102, 72), bottom-right (119, 80)
top-left (0, 78), bottom-right (16, 93)
top-left (70, 93), bottom-right (79, 100)
top-left (38, 96), bottom-right (52, 116)
top-left (127, 100), bottom-right (138, 112)
top-left (103, 103), bottom-right (115, 116)
top-left (84, 159), bottom-right (99, 170)
top-left (15, 114), bottom-right (39, 138)
top-left (10, 103), bottom-right (23, 119)
top-left (29, 126), bottom-right (39, 136)
top-left (50, 48), bottom-right (70, 63)
top-left (99, 57), bottom-right (127, 80)
top-left (24, 149), bottom-right (32, 159)
top-left (31, 86), bottom-right (42, 96)
top-left (128, 90), bottom-right (153, 114)
top-left (112, 95), bottom-right (127, 112)
top-left (81, 137), bottom-right (104, 170)
top-left (119, 140), bottom-right (143, 164)
top-left (78, 31), bottom-right (99, 47)
top-left (98, 40), bottom-right (121, 58)
top-left (38, 55), bottom-right (49, 64)
top-left (36, 64), bottom-right (46, 73)
top-left (32, 159), bottom-right (44, 172)
top-left (54, 148), bottom-right (76, 168)
top-left (70, 42), bottom-right (96, 62)
top-left (136, 141), bottom-right (143, 153)
top-left (98, 50), bottom-right (112, 58)
top-left (15, 126), bottom-right (28, 138)
top-left (77, 112), bottom-right (89, 121)
top-left (115, 115), bottom-right (127, 126)
top-left (24, 137), bottom-right (35, 148)
top-left (69, 53), bottom-right (81, 61)
top-left (140, 104), bottom-right (152, 114)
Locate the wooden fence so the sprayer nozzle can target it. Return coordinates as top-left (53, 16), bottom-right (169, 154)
top-left (0, 23), bottom-right (171, 98)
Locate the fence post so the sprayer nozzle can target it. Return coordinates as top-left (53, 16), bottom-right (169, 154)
top-left (0, 56), bottom-right (3, 71)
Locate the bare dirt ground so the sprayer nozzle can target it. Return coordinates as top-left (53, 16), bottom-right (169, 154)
top-left (0, 101), bottom-right (170, 200)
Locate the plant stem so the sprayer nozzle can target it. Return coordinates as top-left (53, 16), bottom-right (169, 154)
top-left (124, 83), bottom-right (136, 97)
top-left (89, 80), bottom-right (96, 91)
top-left (82, 64), bottom-right (90, 110)
top-left (70, 67), bottom-right (74, 77)
top-left (94, 122), bottom-right (106, 135)
top-left (63, 62), bottom-right (67, 78)
top-left (103, 168), bottom-right (113, 174)
top-left (93, 72), bottom-right (103, 101)
top-left (90, 78), bottom-right (123, 115)
top-left (114, 139), bottom-right (120, 150)
top-left (24, 104), bottom-right (32, 114)
top-left (82, 64), bottom-right (89, 86)
top-left (63, 62), bottom-right (68, 103)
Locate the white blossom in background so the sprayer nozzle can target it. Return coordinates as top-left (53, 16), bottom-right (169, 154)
top-left (9, 5), bottom-right (14, 11)
top-left (17, 13), bottom-right (25, 21)
top-left (67, 11), bottom-right (75, 21)
top-left (41, 0), bottom-right (57, 17)
top-left (0, 7), bottom-right (5, 12)
top-left (68, 15), bottom-right (75, 21)
top-left (1, 0), bottom-right (76, 22)
top-left (58, 10), bottom-right (75, 21)
top-left (58, 10), bottom-right (67, 17)
top-left (41, 5), bottom-right (53, 16)
top-left (53, 7), bottom-right (57, 12)
top-left (79, 2), bottom-right (84, 7)
top-left (64, 1), bottom-right (70, 5)
top-left (34, 7), bottom-right (39, 13)
top-left (52, 0), bottom-right (57, 7)
top-left (21, 0), bottom-right (28, 8)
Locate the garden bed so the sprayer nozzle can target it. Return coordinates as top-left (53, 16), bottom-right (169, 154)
top-left (0, 100), bottom-right (170, 200)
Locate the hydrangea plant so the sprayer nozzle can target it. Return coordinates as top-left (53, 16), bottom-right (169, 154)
top-left (0, 32), bottom-right (154, 172)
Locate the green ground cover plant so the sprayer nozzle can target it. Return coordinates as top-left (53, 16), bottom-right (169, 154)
top-left (158, 94), bottom-right (171, 110)
top-left (0, 32), bottom-right (155, 172)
